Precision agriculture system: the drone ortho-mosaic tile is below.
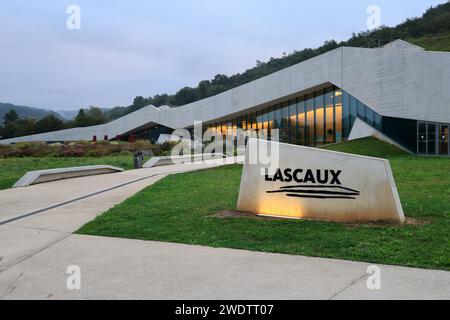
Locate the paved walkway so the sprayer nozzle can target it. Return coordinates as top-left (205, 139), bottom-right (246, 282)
top-left (0, 160), bottom-right (449, 300)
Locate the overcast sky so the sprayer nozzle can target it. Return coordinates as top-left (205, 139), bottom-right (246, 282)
top-left (0, 0), bottom-right (445, 111)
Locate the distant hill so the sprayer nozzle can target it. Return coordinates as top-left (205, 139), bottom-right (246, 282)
top-left (0, 103), bottom-right (65, 121)
top-left (58, 110), bottom-right (78, 121)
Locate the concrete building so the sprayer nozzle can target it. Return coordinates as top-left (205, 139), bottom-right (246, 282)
top-left (1, 40), bottom-right (449, 156)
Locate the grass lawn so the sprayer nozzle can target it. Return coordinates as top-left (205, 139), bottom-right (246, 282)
top-left (0, 156), bottom-right (133, 190)
top-left (78, 137), bottom-right (450, 270)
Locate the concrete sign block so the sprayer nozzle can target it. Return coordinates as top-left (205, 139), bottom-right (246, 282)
top-left (143, 153), bottom-right (225, 168)
top-left (237, 139), bottom-right (405, 223)
top-left (13, 165), bottom-right (124, 188)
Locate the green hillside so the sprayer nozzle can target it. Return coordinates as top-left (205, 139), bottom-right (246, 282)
top-left (408, 32), bottom-right (450, 51)
top-left (0, 102), bottom-right (64, 121)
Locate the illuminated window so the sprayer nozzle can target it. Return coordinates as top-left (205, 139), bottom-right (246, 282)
top-left (250, 113), bottom-right (257, 131)
top-left (274, 104), bottom-right (282, 130)
top-left (314, 92), bottom-right (325, 146)
top-left (297, 98), bottom-right (305, 146)
top-left (289, 100), bottom-right (297, 144)
top-left (256, 110), bottom-right (262, 131)
top-left (280, 102), bottom-right (290, 143)
top-left (325, 88), bottom-right (334, 143)
top-left (221, 122), bottom-right (227, 136)
top-left (306, 94), bottom-right (314, 146)
top-left (334, 89), bottom-right (343, 143)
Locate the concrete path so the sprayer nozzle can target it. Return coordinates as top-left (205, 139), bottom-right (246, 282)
top-left (0, 235), bottom-right (449, 300)
top-left (0, 159), bottom-right (449, 300)
top-left (0, 160), bottom-right (231, 273)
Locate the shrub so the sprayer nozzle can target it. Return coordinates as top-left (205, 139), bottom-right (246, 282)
top-left (0, 139), bottom-right (175, 158)
top-left (131, 139), bottom-right (154, 151)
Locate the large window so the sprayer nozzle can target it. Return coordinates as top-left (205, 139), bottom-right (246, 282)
top-left (439, 125), bottom-right (449, 155)
top-left (357, 101), bottom-right (365, 119)
top-left (297, 98), bottom-right (306, 146)
top-left (280, 102), bottom-right (290, 143)
top-left (306, 94), bottom-right (315, 146)
top-left (288, 100), bottom-right (297, 144)
top-left (221, 122), bottom-right (227, 136)
top-left (267, 106), bottom-right (274, 137)
top-left (416, 121), bottom-right (450, 156)
top-left (274, 105), bottom-right (282, 131)
top-left (241, 115), bottom-right (247, 131)
top-left (374, 113), bottom-right (382, 131)
top-left (365, 107), bottom-right (374, 126)
top-left (204, 85), bottom-right (379, 148)
top-left (350, 96), bottom-right (357, 128)
top-left (418, 122), bottom-right (427, 154)
top-left (342, 91), bottom-right (350, 139)
top-left (314, 92), bottom-right (325, 146)
top-left (334, 89), bottom-right (343, 143)
top-left (325, 89), bottom-right (334, 144)
top-left (203, 85), bottom-right (434, 154)
top-left (256, 110), bottom-right (263, 131)
top-left (251, 113), bottom-right (257, 130)
top-left (428, 123), bottom-right (437, 155)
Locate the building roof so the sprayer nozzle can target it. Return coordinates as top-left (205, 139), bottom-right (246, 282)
top-left (2, 40), bottom-right (450, 144)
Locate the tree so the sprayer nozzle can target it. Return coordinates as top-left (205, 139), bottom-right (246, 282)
top-left (2, 118), bottom-right (36, 138)
top-left (151, 94), bottom-right (170, 107)
top-left (64, 120), bottom-right (76, 129)
top-left (198, 80), bottom-right (210, 99)
top-left (108, 106), bottom-right (126, 120)
top-left (35, 115), bottom-right (64, 133)
top-left (133, 96), bottom-right (146, 108)
top-left (13, 119), bottom-right (36, 137)
top-left (74, 107), bottom-right (107, 127)
top-left (175, 87), bottom-right (198, 105)
top-left (211, 74), bottom-right (230, 86)
top-left (3, 109), bottom-right (19, 125)
top-left (86, 106), bottom-right (107, 124)
top-left (75, 108), bottom-right (89, 127)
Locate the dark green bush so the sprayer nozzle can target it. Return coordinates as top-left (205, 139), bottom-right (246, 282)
top-left (0, 140), bottom-right (174, 158)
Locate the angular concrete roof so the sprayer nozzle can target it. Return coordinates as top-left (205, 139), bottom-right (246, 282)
top-left (2, 40), bottom-right (450, 144)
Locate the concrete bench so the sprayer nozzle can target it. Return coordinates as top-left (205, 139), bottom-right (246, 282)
top-left (13, 165), bottom-right (124, 188)
top-left (143, 153), bottom-right (225, 168)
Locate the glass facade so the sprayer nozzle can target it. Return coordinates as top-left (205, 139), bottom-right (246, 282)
top-left (325, 88), bottom-right (334, 144)
top-left (417, 121), bottom-right (450, 156)
top-left (203, 85), bottom-right (381, 148)
top-left (439, 125), bottom-right (449, 155)
top-left (134, 125), bottom-right (172, 143)
top-left (200, 84), bottom-right (449, 156)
